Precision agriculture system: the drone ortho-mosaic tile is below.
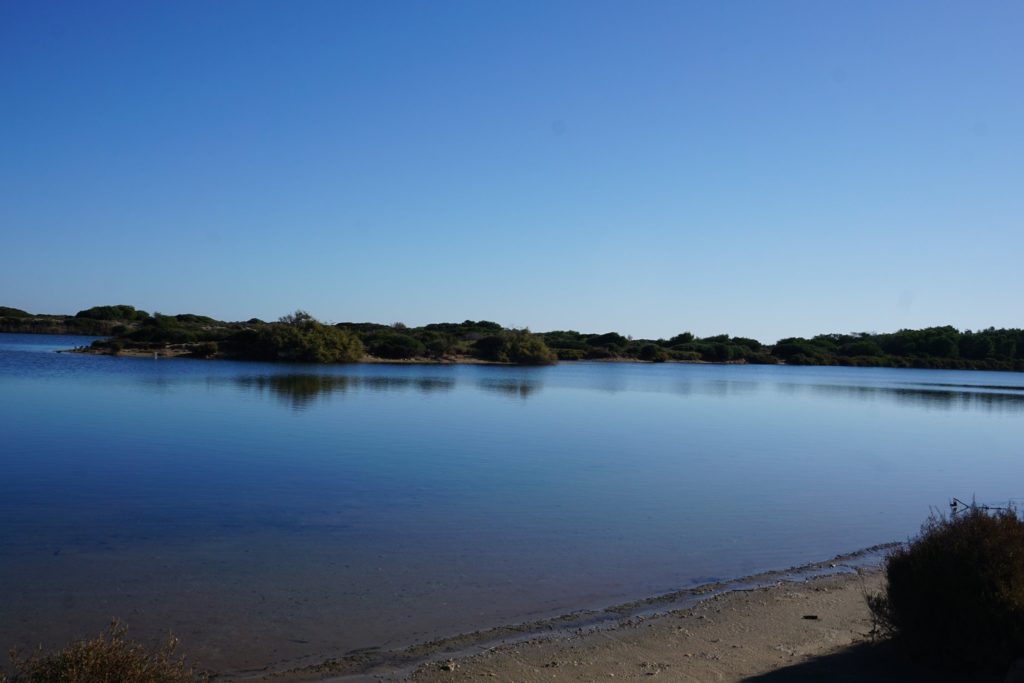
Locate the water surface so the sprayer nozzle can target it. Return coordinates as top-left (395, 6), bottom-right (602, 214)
top-left (2, 333), bottom-right (1023, 671)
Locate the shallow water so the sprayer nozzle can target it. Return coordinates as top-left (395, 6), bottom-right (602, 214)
top-left (2, 333), bottom-right (1023, 672)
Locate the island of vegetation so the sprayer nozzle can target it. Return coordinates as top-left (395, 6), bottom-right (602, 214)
top-left (2, 304), bottom-right (1023, 371)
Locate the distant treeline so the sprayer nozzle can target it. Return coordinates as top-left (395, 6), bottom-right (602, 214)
top-left (2, 304), bottom-right (1023, 370)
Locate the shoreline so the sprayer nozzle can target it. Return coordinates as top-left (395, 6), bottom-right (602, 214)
top-left (52, 346), bottom-right (1024, 375)
top-left (61, 345), bottom-right (721, 365)
top-left (4, 321), bottom-right (1024, 373)
top-left (223, 544), bottom-right (899, 683)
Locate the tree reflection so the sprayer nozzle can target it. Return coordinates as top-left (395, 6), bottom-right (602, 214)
top-left (477, 379), bottom-right (540, 399)
top-left (801, 383), bottom-right (1024, 413)
top-left (236, 374), bottom-right (456, 409)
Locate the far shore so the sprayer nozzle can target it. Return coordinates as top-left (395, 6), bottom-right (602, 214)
top-left (63, 344), bottom-right (735, 366)
top-left (5, 310), bottom-right (1022, 373)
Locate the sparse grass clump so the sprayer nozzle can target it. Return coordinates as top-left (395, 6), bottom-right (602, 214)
top-left (868, 507), bottom-right (1024, 671)
top-left (3, 621), bottom-right (205, 683)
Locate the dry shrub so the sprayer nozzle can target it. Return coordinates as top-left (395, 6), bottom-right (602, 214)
top-left (868, 507), bottom-right (1024, 671)
top-left (3, 621), bottom-right (205, 683)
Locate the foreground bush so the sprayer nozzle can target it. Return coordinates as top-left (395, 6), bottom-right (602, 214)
top-left (3, 621), bottom-right (205, 683)
top-left (868, 507), bottom-right (1024, 671)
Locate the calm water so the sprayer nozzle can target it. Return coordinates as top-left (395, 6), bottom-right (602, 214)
top-left (2, 333), bottom-right (1024, 671)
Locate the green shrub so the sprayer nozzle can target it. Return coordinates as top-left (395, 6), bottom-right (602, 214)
top-left (868, 507), bottom-right (1024, 671)
top-left (586, 332), bottom-right (629, 351)
top-left (127, 314), bottom-right (198, 344)
top-left (731, 336), bottom-right (762, 351)
top-left (367, 333), bottom-right (425, 359)
top-left (473, 335), bottom-right (507, 361)
top-left (505, 329), bottom-right (557, 365)
top-left (2, 620), bottom-right (205, 683)
top-left (418, 331), bottom-right (456, 359)
top-left (75, 305), bottom-right (148, 321)
top-left (639, 344), bottom-right (668, 362)
top-left (190, 341), bottom-right (218, 359)
top-left (666, 332), bottom-right (695, 346)
top-left (473, 329), bottom-right (557, 365)
top-left (840, 339), bottom-right (884, 356)
top-left (225, 311), bottom-right (364, 363)
top-left (772, 338), bottom-right (828, 361)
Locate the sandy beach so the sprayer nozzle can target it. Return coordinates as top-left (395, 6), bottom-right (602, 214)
top-left (406, 569), bottom-right (997, 683)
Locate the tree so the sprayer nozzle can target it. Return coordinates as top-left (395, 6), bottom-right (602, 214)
top-left (639, 344), bottom-right (668, 362)
top-left (368, 333), bottom-right (425, 359)
top-left (473, 329), bottom-right (557, 365)
top-left (75, 305), bottom-right (148, 321)
top-left (667, 332), bottom-right (695, 346)
top-left (229, 311), bottom-right (364, 363)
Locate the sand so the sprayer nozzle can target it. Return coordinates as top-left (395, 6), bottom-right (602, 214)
top-left (406, 570), bottom-right (998, 683)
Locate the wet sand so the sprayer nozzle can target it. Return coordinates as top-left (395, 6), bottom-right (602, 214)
top-left (407, 569), bottom-right (996, 683)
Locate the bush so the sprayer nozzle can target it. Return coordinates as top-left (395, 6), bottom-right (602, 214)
top-left (75, 305), bottom-right (148, 321)
top-left (367, 333), bottom-right (425, 359)
top-left (505, 329), bottom-right (557, 365)
top-left (226, 312), bottom-right (364, 363)
top-left (666, 332), bottom-right (695, 346)
top-left (473, 329), bottom-right (557, 365)
top-left (190, 341), bottom-right (218, 358)
top-left (639, 344), bottom-right (668, 362)
top-left (418, 331), bottom-right (456, 359)
top-left (868, 507), bottom-right (1024, 671)
top-left (2, 620), bottom-right (205, 683)
top-left (128, 314), bottom-right (198, 344)
top-left (840, 339), bottom-right (884, 356)
top-left (586, 332), bottom-right (629, 351)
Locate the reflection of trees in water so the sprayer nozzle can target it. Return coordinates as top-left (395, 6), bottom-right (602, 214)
top-left (359, 376), bottom-right (455, 394)
top-left (798, 383), bottom-right (1024, 413)
top-left (237, 374), bottom-right (456, 409)
top-left (671, 379), bottom-right (760, 398)
top-left (477, 379), bottom-right (540, 399)
top-left (235, 374), bottom-right (546, 407)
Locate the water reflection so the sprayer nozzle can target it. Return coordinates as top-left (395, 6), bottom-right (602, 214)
top-left (671, 379), bottom-right (760, 398)
top-left (477, 379), bottom-right (540, 399)
top-left (791, 383), bottom-right (1024, 413)
top-left (235, 374), bottom-right (456, 409)
top-left (231, 371), bottom-right (1024, 412)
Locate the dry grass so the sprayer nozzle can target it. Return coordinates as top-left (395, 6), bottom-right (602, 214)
top-left (3, 621), bottom-right (206, 683)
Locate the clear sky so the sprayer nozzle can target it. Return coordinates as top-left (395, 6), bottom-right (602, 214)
top-left (1, 1), bottom-right (1021, 342)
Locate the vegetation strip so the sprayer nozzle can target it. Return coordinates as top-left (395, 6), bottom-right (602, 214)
top-left (3, 304), bottom-right (1024, 370)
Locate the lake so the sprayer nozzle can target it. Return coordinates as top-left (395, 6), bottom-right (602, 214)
top-left (2, 332), bottom-right (1023, 674)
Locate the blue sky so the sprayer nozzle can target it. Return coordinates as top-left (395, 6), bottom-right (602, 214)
top-left (1, 1), bottom-right (1021, 342)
